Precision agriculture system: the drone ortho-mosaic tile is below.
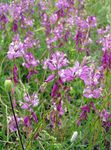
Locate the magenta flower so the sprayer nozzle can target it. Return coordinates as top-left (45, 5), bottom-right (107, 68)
top-left (23, 32), bottom-right (40, 50)
top-left (45, 74), bottom-right (56, 82)
top-left (97, 26), bottom-right (110, 35)
top-left (20, 93), bottom-right (39, 126)
top-left (31, 111), bottom-right (38, 123)
top-left (21, 92), bottom-right (39, 109)
top-left (100, 109), bottom-right (111, 132)
top-left (8, 116), bottom-right (22, 132)
top-left (24, 116), bottom-right (31, 127)
top-left (58, 61), bottom-right (82, 82)
top-left (77, 102), bottom-right (96, 125)
top-left (102, 52), bottom-right (111, 69)
top-left (24, 112), bottom-right (38, 127)
top-left (27, 70), bottom-right (38, 80)
top-left (49, 13), bottom-right (58, 25)
top-left (12, 21), bottom-right (18, 32)
top-left (80, 65), bottom-right (103, 98)
top-left (100, 109), bottom-right (110, 122)
top-left (55, 0), bottom-right (70, 9)
top-left (21, 15), bottom-right (34, 27)
top-left (87, 16), bottom-right (97, 28)
top-left (7, 34), bottom-right (24, 60)
top-left (43, 51), bottom-right (68, 71)
top-left (83, 87), bottom-right (102, 99)
top-left (57, 100), bottom-right (64, 116)
top-left (51, 82), bottom-right (59, 97)
top-left (22, 52), bottom-right (39, 69)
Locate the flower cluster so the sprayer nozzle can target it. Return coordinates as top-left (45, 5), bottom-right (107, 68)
top-left (1, 0), bottom-right (111, 147)
top-left (20, 92), bottom-right (39, 126)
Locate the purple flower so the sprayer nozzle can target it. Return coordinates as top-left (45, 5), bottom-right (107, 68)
top-left (12, 21), bottom-right (18, 32)
top-left (102, 51), bottom-right (111, 69)
top-left (83, 87), bottom-right (102, 99)
top-left (58, 61), bottom-right (82, 82)
top-left (7, 34), bottom-right (24, 60)
top-left (24, 116), bottom-right (31, 127)
top-left (99, 109), bottom-right (111, 131)
top-left (21, 15), bottom-right (34, 27)
top-left (22, 52), bottom-right (39, 69)
top-left (27, 70), bottom-right (38, 80)
top-left (97, 26), bottom-right (110, 35)
top-left (23, 32), bottom-right (40, 50)
top-left (24, 92), bottom-right (39, 107)
top-left (100, 109), bottom-right (110, 122)
top-left (39, 1), bottom-right (48, 10)
top-left (80, 65), bottom-right (103, 99)
top-left (51, 82), bottom-right (58, 97)
top-left (31, 112), bottom-right (38, 123)
top-left (0, 15), bottom-right (8, 24)
top-left (77, 102), bottom-right (96, 125)
top-left (55, 0), bottom-right (70, 9)
top-left (21, 92), bottom-right (39, 110)
top-left (87, 16), bottom-right (97, 28)
top-left (8, 116), bottom-right (22, 132)
top-left (21, 102), bottom-right (30, 110)
top-left (20, 93), bottom-right (39, 126)
top-left (49, 13), bottom-right (58, 25)
top-left (45, 74), bottom-right (56, 82)
top-left (57, 100), bottom-right (64, 116)
top-left (43, 51), bottom-right (68, 71)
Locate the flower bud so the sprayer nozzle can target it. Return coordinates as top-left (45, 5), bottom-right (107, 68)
top-left (4, 79), bottom-right (13, 92)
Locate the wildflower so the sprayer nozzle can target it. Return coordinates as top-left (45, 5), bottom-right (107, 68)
top-left (26, 70), bottom-right (38, 80)
top-left (23, 32), bottom-right (40, 50)
top-left (49, 14), bottom-right (58, 25)
top-left (21, 92), bottom-right (39, 109)
top-left (77, 102), bottom-right (96, 125)
top-left (70, 131), bottom-right (78, 142)
top-left (87, 16), bottom-right (97, 28)
top-left (58, 61), bottom-right (82, 82)
top-left (20, 93), bottom-right (39, 125)
top-left (7, 34), bottom-right (24, 60)
top-left (12, 21), bottom-right (18, 32)
top-left (45, 74), bottom-right (56, 82)
top-left (43, 51), bottom-right (68, 71)
top-left (100, 109), bottom-right (111, 132)
top-left (22, 52), bottom-right (39, 69)
top-left (8, 116), bottom-right (22, 132)
top-left (24, 116), bottom-right (31, 127)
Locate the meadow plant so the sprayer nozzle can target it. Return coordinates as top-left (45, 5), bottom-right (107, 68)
top-left (0, 0), bottom-right (111, 149)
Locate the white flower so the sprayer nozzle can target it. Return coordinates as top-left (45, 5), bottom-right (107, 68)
top-left (70, 131), bottom-right (78, 142)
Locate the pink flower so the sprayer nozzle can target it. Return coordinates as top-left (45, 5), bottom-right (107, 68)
top-left (22, 52), bottom-right (39, 69)
top-left (83, 87), bottom-right (102, 99)
top-left (45, 74), bottom-right (56, 82)
top-left (24, 116), bottom-right (31, 127)
top-left (58, 61), bottom-right (82, 82)
top-left (8, 116), bottom-right (22, 132)
top-left (43, 51), bottom-right (69, 71)
top-left (21, 92), bottom-right (39, 110)
top-left (7, 34), bottom-right (24, 60)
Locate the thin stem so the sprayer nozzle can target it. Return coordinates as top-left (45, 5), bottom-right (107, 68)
top-left (8, 92), bottom-right (25, 150)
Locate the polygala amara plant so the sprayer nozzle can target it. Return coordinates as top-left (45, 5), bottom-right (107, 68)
top-left (0, 0), bottom-right (111, 149)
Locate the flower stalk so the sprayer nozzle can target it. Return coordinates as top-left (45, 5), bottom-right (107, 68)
top-left (8, 92), bottom-right (25, 150)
